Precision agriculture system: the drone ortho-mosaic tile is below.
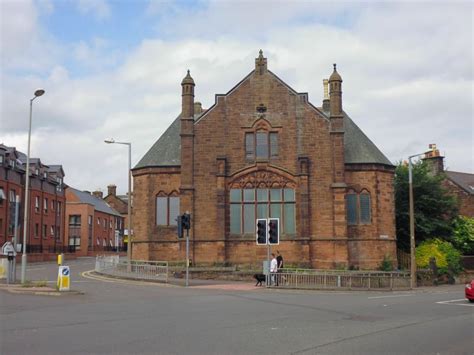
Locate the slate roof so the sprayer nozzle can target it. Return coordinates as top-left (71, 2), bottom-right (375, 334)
top-left (446, 171), bottom-right (474, 195)
top-left (68, 187), bottom-right (122, 217)
top-left (134, 71), bottom-right (393, 169)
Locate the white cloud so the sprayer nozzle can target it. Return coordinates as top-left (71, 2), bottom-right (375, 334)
top-left (77, 0), bottom-right (111, 20)
top-left (1, 1), bottom-right (472, 193)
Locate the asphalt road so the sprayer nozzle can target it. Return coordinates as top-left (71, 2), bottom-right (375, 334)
top-left (0, 258), bottom-right (473, 355)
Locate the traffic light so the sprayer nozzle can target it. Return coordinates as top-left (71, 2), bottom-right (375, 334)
top-left (177, 215), bottom-right (183, 239)
top-left (256, 219), bottom-right (267, 245)
top-left (182, 213), bottom-right (191, 230)
top-left (268, 218), bottom-right (279, 245)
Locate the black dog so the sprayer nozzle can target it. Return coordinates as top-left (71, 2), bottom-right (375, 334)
top-left (253, 273), bottom-right (266, 286)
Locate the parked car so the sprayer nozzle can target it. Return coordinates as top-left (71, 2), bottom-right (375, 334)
top-left (465, 280), bottom-right (474, 302)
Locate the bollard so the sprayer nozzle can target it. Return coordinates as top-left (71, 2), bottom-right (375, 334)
top-left (57, 253), bottom-right (64, 266)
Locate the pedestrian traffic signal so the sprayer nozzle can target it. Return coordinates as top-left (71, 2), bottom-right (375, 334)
top-left (256, 219), bottom-right (267, 245)
top-left (268, 218), bottom-right (279, 245)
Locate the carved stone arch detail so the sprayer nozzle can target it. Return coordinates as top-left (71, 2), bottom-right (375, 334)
top-left (253, 118), bottom-right (272, 131)
top-left (228, 166), bottom-right (296, 189)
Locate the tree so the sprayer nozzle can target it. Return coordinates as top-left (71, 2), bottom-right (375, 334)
top-left (452, 216), bottom-right (474, 255)
top-left (395, 161), bottom-right (458, 251)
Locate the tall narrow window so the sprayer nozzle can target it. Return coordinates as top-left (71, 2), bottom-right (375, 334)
top-left (359, 192), bottom-right (371, 224)
top-left (256, 132), bottom-right (268, 158)
top-left (169, 197), bottom-right (180, 226)
top-left (35, 196), bottom-right (39, 212)
top-left (346, 193), bottom-right (358, 225)
top-left (245, 133), bottom-right (255, 160)
top-left (156, 197), bottom-right (167, 225)
top-left (270, 132), bottom-right (278, 158)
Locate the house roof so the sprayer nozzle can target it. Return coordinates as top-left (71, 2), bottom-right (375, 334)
top-left (446, 171), bottom-right (474, 195)
top-left (68, 187), bottom-right (122, 217)
top-left (134, 70), bottom-right (393, 170)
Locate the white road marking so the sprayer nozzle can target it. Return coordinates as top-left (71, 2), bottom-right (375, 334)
top-left (436, 299), bottom-right (474, 307)
top-left (368, 294), bottom-right (414, 299)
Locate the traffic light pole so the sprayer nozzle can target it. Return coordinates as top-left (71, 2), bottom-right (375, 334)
top-left (186, 227), bottom-right (189, 287)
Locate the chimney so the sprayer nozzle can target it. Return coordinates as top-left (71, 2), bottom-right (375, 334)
top-left (194, 102), bottom-right (202, 114)
top-left (181, 70), bottom-right (195, 119)
top-left (329, 63), bottom-right (343, 117)
top-left (107, 184), bottom-right (117, 196)
top-left (422, 144), bottom-right (444, 175)
top-left (92, 190), bottom-right (103, 199)
top-left (322, 79), bottom-right (330, 112)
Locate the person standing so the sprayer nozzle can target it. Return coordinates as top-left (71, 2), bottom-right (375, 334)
top-left (270, 253), bottom-right (278, 286)
top-left (276, 250), bottom-right (284, 286)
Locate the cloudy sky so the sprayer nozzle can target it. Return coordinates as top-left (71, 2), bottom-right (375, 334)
top-left (1, 0), bottom-right (472, 195)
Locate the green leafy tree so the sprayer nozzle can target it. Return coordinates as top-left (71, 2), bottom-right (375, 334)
top-left (395, 161), bottom-right (458, 251)
top-left (452, 216), bottom-right (474, 255)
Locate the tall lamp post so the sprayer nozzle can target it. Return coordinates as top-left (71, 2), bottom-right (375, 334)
top-left (104, 139), bottom-right (132, 264)
top-left (408, 151), bottom-right (426, 289)
top-left (21, 88), bottom-right (45, 284)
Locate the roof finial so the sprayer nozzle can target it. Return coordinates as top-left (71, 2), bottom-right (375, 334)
top-left (333, 63), bottom-right (337, 71)
top-left (255, 49), bottom-right (267, 74)
top-left (259, 49), bottom-right (263, 58)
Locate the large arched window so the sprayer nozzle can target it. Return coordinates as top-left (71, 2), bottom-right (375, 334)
top-left (230, 188), bottom-right (295, 235)
top-left (346, 189), bottom-right (371, 225)
top-left (156, 192), bottom-right (180, 226)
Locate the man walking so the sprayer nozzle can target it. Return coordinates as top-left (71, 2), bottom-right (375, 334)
top-left (276, 250), bottom-right (284, 286)
top-left (270, 253), bottom-right (278, 286)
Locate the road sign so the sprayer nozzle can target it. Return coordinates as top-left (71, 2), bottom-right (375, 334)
top-left (57, 266), bottom-right (70, 291)
top-left (2, 242), bottom-right (16, 256)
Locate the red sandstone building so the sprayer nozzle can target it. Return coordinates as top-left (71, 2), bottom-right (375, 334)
top-left (132, 52), bottom-right (397, 269)
top-left (0, 144), bottom-right (66, 256)
top-left (65, 187), bottom-right (124, 256)
top-left (423, 148), bottom-right (474, 217)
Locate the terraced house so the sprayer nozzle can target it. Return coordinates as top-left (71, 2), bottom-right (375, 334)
top-left (132, 51), bottom-right (397, 269)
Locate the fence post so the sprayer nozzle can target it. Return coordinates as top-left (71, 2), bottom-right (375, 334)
top-left (368, 274), bottom-right (371, 290)
top-left (390, 273), bottom-right (393, 290)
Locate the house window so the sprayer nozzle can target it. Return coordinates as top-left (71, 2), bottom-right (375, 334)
top-left (156, 194), bottom-right (180, 226)
top-left (35, 223), bottom-right (39, 237)
top-left (346, 190), bottom-right (372, 225)
top-left (35, 196), bottom-right (40, 213)
top-left (50, 226), bottom-right (54, 236)
top-left (245, 131), bottom-right (278, 160)
top-left (0, 155), bottom-right (3, 164)
top-left (44, 198), bottom-right (48, 213)
top-left (9, 189), bottom-right (15, 203)
top-left (57, 202), bottom-right (61, 216)
top-left (97, 217), bottom-right (100, 225)
top-left (0, 188), bottom-right (5, 206)
top-left (230, 188), bottom-right (295, 235)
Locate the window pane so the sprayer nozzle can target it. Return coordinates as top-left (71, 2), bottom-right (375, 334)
top-left (230, 189), bottom-right (241, 202)
top-left (284, 204), bottom-right (296, 234)
top-left (256, 132), bottom-right (268, 158)
top-left (156, 197), bottom-right (167, 225)
top-left (270, 189), bottom-right (282, 201)
top-left (270, 133), bottom-right (278, 157)
top-left (169, 197), bottom-right (180, 225)
top-left (230, 204), bottom-right (241, 234)
top-left (284, 188), bottom-right (295, 201)
top-left (245, 133), bottom-right (254, 160)
top-left (257, 203), bottom-right (268, 219)
top-left (243, 189), bottom-right (255, 202)
top-left (243, 204), bottom-right (255, 234)
top-left (256, 189), bottom-right (268, 202)
top-left (270, 203), bottom-right (281, 219)
top-left (360, 194), bottom-right (371, 224)
top-left (346, 194), bottom-right (358, 225)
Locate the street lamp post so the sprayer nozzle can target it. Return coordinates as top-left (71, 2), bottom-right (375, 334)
top-left (104, 139), bottom-right (132, 265)
top-left (21, 88), bottom-right (45, 284)
top-left (408, 151), bottom-right (426, 289)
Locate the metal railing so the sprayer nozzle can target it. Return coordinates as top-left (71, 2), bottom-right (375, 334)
top-left (269, 269), bottom-right (411, 290)
top-left (95, 256), bottom-right (168, 282)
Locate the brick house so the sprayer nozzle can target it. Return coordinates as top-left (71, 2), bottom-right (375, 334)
top-left (103, 184), bottom-right (132, 249)
top-left (0, 144), bottom-right (66, 257)
top-left (422, 148), bottom-right (474, 217)
top-left (65, 187), bottom-right (124, 256)
top-left (132, 52), bottom-right (397, 269)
